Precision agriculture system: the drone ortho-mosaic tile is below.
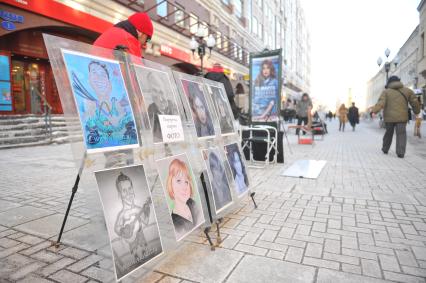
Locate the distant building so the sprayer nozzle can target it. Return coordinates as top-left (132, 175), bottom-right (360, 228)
top-left (0, 0), bottom-right (310, 115)
top-left (366, 26), bottom-right (420, 108)
top-left (417, 0), bottom-right (426, 105)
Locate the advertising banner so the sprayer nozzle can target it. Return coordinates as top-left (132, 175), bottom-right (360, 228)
top-left (250, 49), bottom-right (282, 123)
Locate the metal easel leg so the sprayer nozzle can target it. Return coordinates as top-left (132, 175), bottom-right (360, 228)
top-left (53, 153), bottom-right (86, 248)
top-left (250, 192), bottom-right (258, 209)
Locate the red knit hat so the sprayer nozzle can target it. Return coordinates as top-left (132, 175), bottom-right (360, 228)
top-left (128, 12), bottom-right (154, 38)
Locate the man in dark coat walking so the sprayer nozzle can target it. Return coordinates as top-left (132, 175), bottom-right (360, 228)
top-left (205, 63), bottom-right (239, 118)
top-left (348, 102), bottom-right (359, 131)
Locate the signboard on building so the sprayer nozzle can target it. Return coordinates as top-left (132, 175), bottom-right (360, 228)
top-left (0, 9), bottom-right (24, 31)
top-left (160, 44), bottom-right (190, 63)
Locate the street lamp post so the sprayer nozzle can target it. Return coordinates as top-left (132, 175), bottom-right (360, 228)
top-left (189, 27), bottom-right (216, 75)
top-left (377, 48), bottom-right (398, 86)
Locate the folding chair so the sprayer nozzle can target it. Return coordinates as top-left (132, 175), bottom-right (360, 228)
top-left (241, 124), bottom-right (278, 168)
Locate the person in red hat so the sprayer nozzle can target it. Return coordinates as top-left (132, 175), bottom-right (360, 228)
top-left (94, 12), bottom-right (153, 58)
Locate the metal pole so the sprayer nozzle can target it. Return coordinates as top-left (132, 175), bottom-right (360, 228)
top-left (200, 53), bottom-right (204, 74)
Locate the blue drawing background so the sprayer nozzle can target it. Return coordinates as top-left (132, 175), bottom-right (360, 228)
top-left (62, 51), bottom-right (138, 150)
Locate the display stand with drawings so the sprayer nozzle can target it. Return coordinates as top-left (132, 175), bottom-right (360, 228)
top-left (43, 34), bottom-right (205, 282)
top-left (172, 73), bottom-right (257, 247)
top-left (130, 59), bottom-right (216, 250)
top-left (43, 34), bottom-right (257, 282)
top-left (202, 79), bottom-right (257, 208)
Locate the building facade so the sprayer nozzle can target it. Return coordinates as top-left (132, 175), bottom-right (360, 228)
top-left (366, 26), bottom-right (420, 109)
top-left (0, 0), bottom-right (310, 115)
top-left (417, 0), bottom-right (426, 105)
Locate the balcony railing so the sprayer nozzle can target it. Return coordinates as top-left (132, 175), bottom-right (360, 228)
top-left (112, 0), bottom-right (250, 67)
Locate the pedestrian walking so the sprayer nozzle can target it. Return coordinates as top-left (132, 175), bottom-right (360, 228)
top-left (295, 93), bottom-right (313, 135)
top-left (282, 98), bottom-right (296, 122)
top-left (370, 76), bottom-right (420, 158)
top-left (338, 104), bottom-right (348, 131)
top-left (205, 63), bottom-right (239, 119)
top-left (348, 102), bottom-right (359, 131)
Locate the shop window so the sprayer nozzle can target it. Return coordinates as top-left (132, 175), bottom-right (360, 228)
top-left (234, 0), bottom-right (242, 18)
top-left (252, 17), bottom-right (258, 35)
top-left (175, 6), bottom-right (186, 28)
top-left (156, 0), bottom-right (167, 17)
top-left (223, 39), bottom-right (229, 52)
top-left (190, 13), bottom-right (199, 34)
top-left (0, 54), bottom-right (12, 111)
top-left (216, 31), bottom-right (222, 49)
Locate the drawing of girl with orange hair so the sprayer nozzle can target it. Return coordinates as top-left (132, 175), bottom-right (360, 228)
top-left (166, 157), bottom-right (203, 240)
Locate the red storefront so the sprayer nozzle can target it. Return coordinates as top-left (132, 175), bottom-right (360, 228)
top-left (0, 0), bottom-right (112, 115)
top-left (0, 0), bottom-right (200, 115)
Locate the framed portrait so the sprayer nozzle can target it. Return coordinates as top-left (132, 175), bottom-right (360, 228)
top-left (224, 143), bottom-right (249, 197)
top-left (250, 50), bottom-right (282, 123)
top-left (94, 164), bottom-right (163, 282)
top-left (61, 49), bottom-right (139, 152)
top-left (201, 147), bottom-right (233, 214)
top-left (204, 83), bottom-right (235, 136)
top-left (133, 65), bottom-right (182, 144)
top-left (155, 153), bottom-right (205, 241)
top-left (179, 79), bottom-right (215, 139)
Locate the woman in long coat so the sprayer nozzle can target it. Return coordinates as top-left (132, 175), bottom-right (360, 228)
top-left (338, 104), bottom-right (348, 132)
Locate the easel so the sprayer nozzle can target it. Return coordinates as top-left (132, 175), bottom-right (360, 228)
top-left (279, 118), bottom-right (293, 154)
top-left (54, 152), bottom-right (87, 247)
top-left (199, 170), bottom-right (257, 250)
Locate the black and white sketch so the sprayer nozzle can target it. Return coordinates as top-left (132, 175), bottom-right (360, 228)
top-left (202, 147), bottom-right (233, 213)
top-left (134, 66), bottom-right (180, 143)
top-left (94, 165), bottom-right (163, 281)
top-left (225, 143), bottom-right (249, 196)
top-left (205, 84), bottom-right (235, 135)
top-left (180, 79), bottom-right (215, 138)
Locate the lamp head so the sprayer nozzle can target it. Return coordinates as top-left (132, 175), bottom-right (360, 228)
top-left (189, 36), bottom-right (199, 52)
top-left (385, 48), bottom-right (391, 58)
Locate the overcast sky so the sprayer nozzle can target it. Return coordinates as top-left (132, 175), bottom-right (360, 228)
top-left (300, 0), bottom-right (420, 110)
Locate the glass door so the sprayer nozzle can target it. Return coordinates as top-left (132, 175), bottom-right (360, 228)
top-left (28, 63), bottom-right (43, 114)
top-left (11, 60), bottom-right (26, 113)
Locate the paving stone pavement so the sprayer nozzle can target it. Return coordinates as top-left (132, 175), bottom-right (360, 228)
top-left (0, 119), bottom-right (425, 282)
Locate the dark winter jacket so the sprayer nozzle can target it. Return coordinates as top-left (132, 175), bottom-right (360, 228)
top-left (348, 106), bottom-right (359, 124)
top-left (372, 81), bottom-right (420, 123)
top-left (205, 72), bottom-right (234, 98)
top-left (205, 71), bottom-right (239, 118)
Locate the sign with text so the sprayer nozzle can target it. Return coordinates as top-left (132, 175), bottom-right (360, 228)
top-left (249, 49), bottom-right (282, 123)
top-left (158, 115), bottom-right (184, 143)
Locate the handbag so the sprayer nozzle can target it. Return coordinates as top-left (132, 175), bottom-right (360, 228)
top-left (396, 89), bottom-right (410, 120)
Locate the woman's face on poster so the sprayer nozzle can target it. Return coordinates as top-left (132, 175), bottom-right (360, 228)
top-left (89, 63), bottom-right (112, 98)
top-left (171, 171), bottom-right (191, 204)
top-left (194, 96), bottom-right (207, 124)
top-left (262, 63), bottom-right (271, 78)
top-left (233, 152), bottom-right (243, 175)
